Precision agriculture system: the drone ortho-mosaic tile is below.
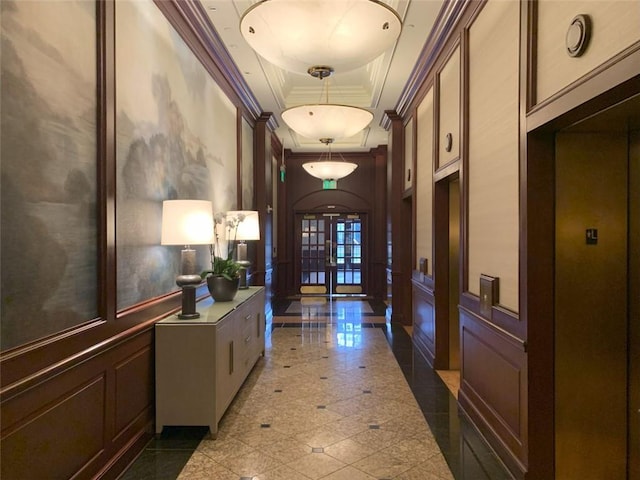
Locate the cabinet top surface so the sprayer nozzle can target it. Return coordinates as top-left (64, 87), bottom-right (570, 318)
top-left (157, 286), bottom-right (264, 325)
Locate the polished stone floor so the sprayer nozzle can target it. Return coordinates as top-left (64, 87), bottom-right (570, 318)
top-left (121, 300), bottom-right (512, 480)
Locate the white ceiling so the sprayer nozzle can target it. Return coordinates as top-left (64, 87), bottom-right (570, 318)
top-left (201, 0), bottom-right (443, 152)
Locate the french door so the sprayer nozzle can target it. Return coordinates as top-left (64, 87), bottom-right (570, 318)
top-left (297, 213), bottom-right (364, 295)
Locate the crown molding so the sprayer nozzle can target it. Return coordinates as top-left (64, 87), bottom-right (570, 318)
top-left (394, 0), bottom-right (469, 119)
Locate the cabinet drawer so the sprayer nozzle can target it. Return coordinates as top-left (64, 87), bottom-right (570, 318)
top-left (242, 313), bottom-right (263, 362)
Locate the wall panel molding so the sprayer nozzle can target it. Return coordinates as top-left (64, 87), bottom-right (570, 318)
top-left (460, 292), bottom-right (523, 341)
top-left (114, 346), bottom-right (154, 436)
top-left (534, 1), bottom-right (640, 107)
top-left (1, 328), bottom-right (156, 479)
top-left (394, 0), bottom-right (473, 120)
top-left (527, 44), bottom-right (640, 131)
top-left (412, 277), bottom-right (437, 367)
top-left (459, 306), bottom-right (527, 479)
top-left (2, 373), bottom-right (107, 478)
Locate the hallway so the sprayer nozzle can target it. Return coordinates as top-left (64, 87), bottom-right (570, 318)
top-left (121, 300), bottom-right (512, 479)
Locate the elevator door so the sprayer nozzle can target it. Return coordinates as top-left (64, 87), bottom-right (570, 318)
top-left (555, 126), bottom-right (636, 479)
top-left (298, 213), bottom-right (364, 295)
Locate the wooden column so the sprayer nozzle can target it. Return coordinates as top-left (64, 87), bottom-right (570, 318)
top-left (253, 113), bottom-right (272, 288)
top-left (385, 111), bottom-right (413, 325)
top-left (253, 113), bottom-right (276, 321)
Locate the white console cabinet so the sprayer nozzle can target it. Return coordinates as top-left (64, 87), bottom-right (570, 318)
top-left (155, 287), bottom-right (265, 436)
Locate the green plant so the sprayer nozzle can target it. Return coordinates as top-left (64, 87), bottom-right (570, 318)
top-left (200, 212), bottom-right (246, 281)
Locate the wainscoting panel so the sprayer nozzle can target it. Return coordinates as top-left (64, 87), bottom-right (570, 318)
top-left (114, 345), bottom-right (154, 437)
top-left (1, 374), bottom-right (106, 479)
top-left (458, 306), bottom-right (527, 478)
top-left (0, 329), bottom-right (155, 480)
top-left (412, 280), bottom-right (436, 366)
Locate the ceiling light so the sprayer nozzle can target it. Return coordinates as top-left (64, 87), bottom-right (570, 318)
top-left (282, 66), bottom-right (373, 141)
top-left (240, 0), bottom-right (402, 75)
top-left (302, 138), bottom-right (358, 181)
top-left (282, 103), bottom-right (373, 142)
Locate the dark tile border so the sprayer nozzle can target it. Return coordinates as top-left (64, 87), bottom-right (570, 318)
top-left (271, 322), bottom-right (386, 330)
top-left (271, 299), bottom-right (388, 317)
top-left (381, 323), bottom-right (513, 480)
top-left (119, 426), bottom-right (208, 480)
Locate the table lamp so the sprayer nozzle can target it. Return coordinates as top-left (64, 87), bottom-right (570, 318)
top-left (161, 200), bottom-right (214, 319)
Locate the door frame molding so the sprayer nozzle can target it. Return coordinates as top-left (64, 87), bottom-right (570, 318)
top-left (293, 211), bottom-right (369, 296)
top-left (525, 76), bottom-right (640, 479)
top-left (433, 171), bottom-right (460, 370)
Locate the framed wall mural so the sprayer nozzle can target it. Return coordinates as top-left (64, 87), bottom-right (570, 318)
top-left (115, 0), bottom-right (237, 309)
top-left (0, 0), bottom-right (98, 351)
top-left (242, 117), bottom-right (254, 209)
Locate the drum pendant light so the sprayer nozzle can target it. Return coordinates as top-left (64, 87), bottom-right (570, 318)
top-left (240, 0), bottom-right (402, 76)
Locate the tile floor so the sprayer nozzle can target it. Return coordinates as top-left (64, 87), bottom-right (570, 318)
top-left (121, 300), bottom-right (512, 480)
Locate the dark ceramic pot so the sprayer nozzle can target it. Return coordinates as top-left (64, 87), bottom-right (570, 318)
top-left (206, 275), bottom-right (240, 302)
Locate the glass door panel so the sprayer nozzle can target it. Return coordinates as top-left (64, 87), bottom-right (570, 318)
top-left (300, 216), bottom-right (326, 294)
top-left (334, 216), bottom-right (362, 294)
top-left (298, 214), bottom-right (364, 295)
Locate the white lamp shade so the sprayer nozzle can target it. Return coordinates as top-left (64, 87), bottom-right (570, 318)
top-left (240, 0), bottom-right (402, 75)
top-left (302, 161), bottom-right (358, 180)
top-left (282, 104), bottom-right (373, 141)
top-left (226, 210), bottom-right (261, 241)
top-left (161, 200), bottom-right (214, 245)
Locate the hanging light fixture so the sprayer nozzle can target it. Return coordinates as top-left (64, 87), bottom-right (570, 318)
top-left (302, 138), bottom-right (358, 181)
top-left (240, 0), bottom-right (402, 76)
top-left (281, 66), bottom-right (373, 142)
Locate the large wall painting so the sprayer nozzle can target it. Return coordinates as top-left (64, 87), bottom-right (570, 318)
top-left (115, 1), bottom-right (237, 309)
top-left (0, 0), bottom-right (97, 350)
top-left (242, 117), bottom-right (254, 209)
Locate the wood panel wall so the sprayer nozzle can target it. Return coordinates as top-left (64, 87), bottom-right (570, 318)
top-left (387, 112), bottom-right (413, 325)
top-left (1, 327), bottom-right (157, 479)
top-left (415, 87), bottom-right (434, 275)
top-left (458, 307), bottom-right (527, 477)
top-left (466, 0), bottom-right (520, 312)
top-left (400, 0), bottom-right (640, 477)
top-left (535, 0), bottom-right (640, 104)
top-left (274, 147), bottom-right (387, 300)
top-left (412, 276), bottom-right (436, 366)
top-left (0, 1), bottom-right (267, 478)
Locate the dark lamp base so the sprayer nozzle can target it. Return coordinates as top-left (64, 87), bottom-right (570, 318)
top-left (237, 260), bottom-right (251, 289)
top-left (175, 277), bottom-right (202, 319)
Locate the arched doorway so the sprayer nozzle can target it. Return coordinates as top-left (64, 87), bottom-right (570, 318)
top-left (295, 212), bottom-right (367, 296)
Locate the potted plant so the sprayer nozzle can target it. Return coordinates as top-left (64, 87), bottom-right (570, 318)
top-left (200, 212), bottom-right (245, 301)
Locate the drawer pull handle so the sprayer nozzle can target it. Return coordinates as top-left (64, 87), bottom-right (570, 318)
top-left (245, 314), bottom-right (252, 321)
top-left (229, 341), bottom-right (234, 375)
top-left (245, 336), bottom-right (251, 344)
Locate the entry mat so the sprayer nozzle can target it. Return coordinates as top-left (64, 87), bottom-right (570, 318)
top-left (275, 298), bottom-right (387, 317)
